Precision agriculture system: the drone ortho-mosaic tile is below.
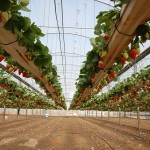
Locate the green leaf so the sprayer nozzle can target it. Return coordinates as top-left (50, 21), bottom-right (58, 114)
top-left (21, 6), bottom-right (30, 12)
top-left (20, 0), bottom-right (30, 6)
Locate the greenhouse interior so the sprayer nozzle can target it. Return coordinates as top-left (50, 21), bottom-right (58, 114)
top-left (0, 0), bottom-right (150, 149)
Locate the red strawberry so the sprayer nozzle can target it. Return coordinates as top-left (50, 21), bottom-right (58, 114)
top-left (6, 64), bottom-right (11, 70)
top-left (24, 52), bottom-right (32, 61)
top-left (105, 76), bottom-right (110, 83)
top-left (147, 88), bottom-right (150, 93)
top-left (134, 92), bottom-right (138, 97)
top-left (13, 66), bottom-right (18, 72)
top-left (18, 70), bottom-right (23, 75)
top-left (129, 49), bottom-right (137, 59)
top-left (99, 84), bottom-right (103, 89)
top-left (98, 61), bottom-right (104, 68)
top-left (121, 57), bottom-right (127, 64)
top-left (40, 74), bottom-right (44, 78)
top-left (109, 72), bottom-right (116, 78)
top-left (1, 83), bottom-right (6, 87)
top-left (103, 34), bottom-right (109, 41)
top-left (22, 72), bottom-right (27, 77)
top-left (91, 74), bottom-right (96, 79)
top-left (0, 55), bottom-right (4, 62)
top-left (121, 97), bottom-right (124, 100)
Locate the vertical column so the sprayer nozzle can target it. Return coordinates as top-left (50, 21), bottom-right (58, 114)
top-left (32, 108), bottom-right (33, 117)
top-left (26, 108), bottom-right (27, 119)
top-left (119, 107), bottom-right (121, 126)
top-left (17, 107), bottom-right (19, 120)
top-left (137, 107), bottom-right (140, 130)
top-left (3, 105), bottom-right (6, 121)
top-left (108, 109), bottom-right (110, 120)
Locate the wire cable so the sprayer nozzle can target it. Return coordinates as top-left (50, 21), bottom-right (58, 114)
top-left (0, 35), bottom-right (19, 45)
top-left (60, 0), bottom-right (67, 98)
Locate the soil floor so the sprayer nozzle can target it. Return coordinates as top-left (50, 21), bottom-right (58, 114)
top-left (0, 115), bottom-right (149, 150)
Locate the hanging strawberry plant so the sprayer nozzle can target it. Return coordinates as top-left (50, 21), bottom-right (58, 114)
top-left (70, 0), bottom-right (150, 108)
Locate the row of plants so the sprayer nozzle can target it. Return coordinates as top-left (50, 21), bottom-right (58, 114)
top-left (70, 65), bottom-right (150, 111)
top-left (0, 0), bottom-right (66, 109)
top-left (0, 70), bottom-right (59, 109)
top-left (70, 0), bottom-right (150, 108)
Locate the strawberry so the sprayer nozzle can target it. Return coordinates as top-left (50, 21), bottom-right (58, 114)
top-left (99, 51), bottom-right (107, 61)
top-left (109, 72), bottom-right (116, 78)
top-left (0, 55), bottom-right (4, 62)
top-left (98, 61), bottom-right (104, 68)
top-left (121, 57), bottom-right (127, 64)
top-left (103, 33), bottom-right (109, 41)
top-left (147, 88), bottom-right (150, 92)
top-left (123, 52), bottom-right (128, 58)
top-left (121, 97), bottom-right (124, 100)
top-left (22, 71), bottom-right (27, 77)
top-left (136, 48), bottom-right (140, 55)
top-left (8, 67), bottom-right (13, 72)
top-left (24, 52), bottom-right (32, 61)
top-left (105, 76), bottom-right (110, 83)
top-left (91, 74), bottom-right (96, 79)
top-left (134, 92), bottom-right (138, 97)
top-left (18, 70), bottom-right (23, 75)
top-left (6, 64), bottom-right (11, 70)
top-left (1, 83), bottom-right (6, 87)
top-left (99, 84), bottom-right (103, 89)
top-left (40, 74), bottom-right (44, 78)
top-left (129, 49), bottom-right (137, 59)
top-left (13, 66), bottom-right (18, 72)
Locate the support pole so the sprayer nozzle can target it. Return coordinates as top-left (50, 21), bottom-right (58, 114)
top-left (101, 110), bottom-right (102, 118)
top-left (32, 108), bottom-right (33, 117)
top-left (17, 107), bottom-right (19, 120)
top-left (3, 105), bottom-right (6, 121)
top-left (137, 107), bottom-right (140, 130)
top-left (108, 109), bottom-right (110, 120)
top-left (26, 108), bottom-right (27, 119)
top-left (119, 107), bottom-right (121, 126)
top-left (96, 110), bottom-right (97, 117)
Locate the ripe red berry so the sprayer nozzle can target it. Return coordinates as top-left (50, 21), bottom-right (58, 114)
top-left (99, 84), bottom-right (103, 89)
top-left (98, 61), bottom-right (104, 68)
top-left (0, 55), bottom-right (4, 62)
top-left (109, 72), bottom-right (116, 78)
top-left (129, 49), bottom-right (137, 59)
top-left (121, 57), bottom-right (127, 64)
top-left (13, 66), bottom-right (18, 72)
top-left (103, 34), bottom-right (109, 41)
top-left (6, 64), bottom-right (11, 70)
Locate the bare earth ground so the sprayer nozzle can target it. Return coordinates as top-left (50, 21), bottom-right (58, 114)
top-left (0, 115), bottom-right (149, 150)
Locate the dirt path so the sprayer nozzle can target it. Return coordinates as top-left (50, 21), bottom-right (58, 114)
top-left (0, 116), bottom-right (149, 150)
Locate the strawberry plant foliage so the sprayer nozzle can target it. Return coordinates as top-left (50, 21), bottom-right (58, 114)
top-left (71, 0), bottom-right (150, 109)
top-left (72, 65), bottom-right (150, 111)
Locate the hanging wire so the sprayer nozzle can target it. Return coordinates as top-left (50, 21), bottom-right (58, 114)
top-left (43, 0), bottom-right (47, 26)
top-left (60, 0), bottom-right (67, 97)
top-left (46, 0), bottom-right (52, 46)
top-left (53, 0), bottom-right (65, 83)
